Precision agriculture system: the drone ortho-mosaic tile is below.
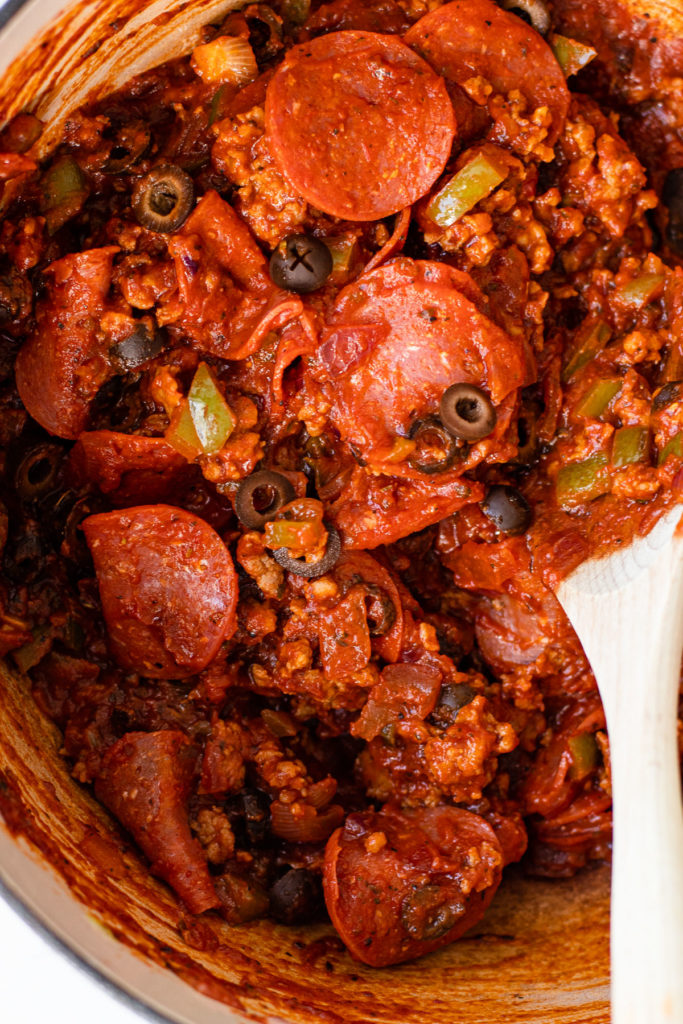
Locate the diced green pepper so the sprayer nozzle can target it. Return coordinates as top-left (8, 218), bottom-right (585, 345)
top-left (612, 426), bottom-right (649, 467)
top-left (556, 453), bottom-right (610, 509)
top-left (562, 319), bottom-right (612, 382)
top-left (281, 0), bottom-right (310, 25)
top-left (426, 150), bottom-right (508, 229)
top-left (265, 518), bottom-right (325, 551)
top-left (41, 155), bottom-right (89, 234)
top-left (657, 431), bottom-right (683, 466)
top-left (568, 733), bottom-right (599, 780)
top-left (188, 362), bottom-right (235, 453)
top-left (575, 378), bottom-right (622, 419)
top-left (209, 84), bottom-right (230, 126)
top-left (550, 33), bottom-right (598, 77)
top-left (165, 400), bottom-right (203, 461)
top-left (167, 362), bottom-right (236, 460)
top-left (617, 273), bottom-right (665, 309)
top-left (326, 234), bottom-right (358, 275)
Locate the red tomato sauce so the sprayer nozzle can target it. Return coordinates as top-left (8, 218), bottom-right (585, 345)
top-left (0, 0), bottom-right (681, 968)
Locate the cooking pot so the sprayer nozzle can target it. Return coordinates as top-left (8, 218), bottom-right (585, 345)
top-left (0, 1), bottom-right (679, 1020)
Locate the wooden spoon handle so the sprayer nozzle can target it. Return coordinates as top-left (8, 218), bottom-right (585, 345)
top-left (557, 520), bottom-right (683, 1023)
top-left (609, 677), bottom-right (683, 1024)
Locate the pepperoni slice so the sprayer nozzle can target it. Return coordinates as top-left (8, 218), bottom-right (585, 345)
top-left (316, 258), bottom-right (528, 457)
top-left (68, 431), bottom-right (190, 506)
top-left (95, 731), bottom-right (219, 914)
top-left (82, 505), bottom-right (238, 678)
top-left (333, 550), bottom-right (404, 662)
top-left (405, 0), bottom-right (569, 145)
top-left (15, 247), bottom-right (119, 439)
top-left (323, 804), bottom-right (503, 966)
top-left (265, 31), bottom-right (456, 221)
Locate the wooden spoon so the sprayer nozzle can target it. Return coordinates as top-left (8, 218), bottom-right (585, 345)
top-left (555, 505), bottom-right (683, 1024)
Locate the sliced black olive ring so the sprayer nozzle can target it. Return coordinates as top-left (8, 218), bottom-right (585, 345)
top-left (652, 380), bottom-right (683, 414)
top-left (480, 484), bottom-right (532, 535)
top-left (272, 523), bottom-right (341, 579)
top-left (408, 416), bottom-right (460, 474)
top-left (269, 234), bottom-right (333, 293)
top-left (499, 0), bottom-right (550, 35)
top-left (511, 398), bottom-right (541, 466)
top-left (132, 164), bottom-right (195, 233)
top-left (440, 383), bottom-right (497, 442)
top-left (14, 443), bottom-right (65, 501)
top-left (364, 583), bottom-right (397, 637)
top-left (235, 470), bottom-right (296, 530)
top-left (436, 682), bottom-right (476, 715)
top-left (109, 323), bottom-right (163, 371)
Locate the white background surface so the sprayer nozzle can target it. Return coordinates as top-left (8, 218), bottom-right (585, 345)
top-left (0, 895), bottom-right (147, 1024)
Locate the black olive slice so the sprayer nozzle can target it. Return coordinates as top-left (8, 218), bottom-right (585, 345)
top-left (14, 443), bottom-right (65, 502)
top-left (269, 234), bottom-right (333, 293)
top-left (132, 164), bottom-right (195, 233)
top-left (110, 323), bottom-right (163, 371)
top-left (499, 0), bottom-right (550, 34)
top-left (480, 484), bottom-right (532, 535)
top-left (436, 683), bottom-right (476, 714)
top-left (235, 470), bottom-right (296, 529)
top-left (511, 397), bottom-right (541, 466)
top-left (364, 583), bottom-right (397, 637)
top-left (272, 523), bottom-right (341, 578)
top-left (3, 520), bottom-right (44, 582)
top-left (652, 380), bottom-right (683, 414)
top-left (245, 4), bottom-right (284, 62)
top-left (269, 868), bottom-right (322, 925)
top-left (408, 416), bottom-right (459, 474)
top-left (663, 168), bottom-right (683, 255)
top-left (106, 122), bottom-right (151, 173)
top-left (440, 383), bottom-right (497, 441)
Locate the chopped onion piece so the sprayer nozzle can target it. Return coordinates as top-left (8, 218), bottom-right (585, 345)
top-left (191, 35), bottom-right (258, 87)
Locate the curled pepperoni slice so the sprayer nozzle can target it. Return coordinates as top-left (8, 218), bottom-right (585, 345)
top-left (95, 730), bottom-right (219, 914)
top-left (265, 31), bottom-right (456, 220)
top-left (323, 804), bottom-right (503, 966)
top-left (405, 0), bottom-right (569, 145)
top-left (333, 550), bottom-right (404, 662)
top-left (82, 505), bottom-right (238, 678)
top-left (316, 258), bottom-right (528, 458)
top-left (15, 247), bottom-right (119, 439)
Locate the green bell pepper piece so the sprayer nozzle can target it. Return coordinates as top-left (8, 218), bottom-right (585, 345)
top-left (556, 453), bottom-right (609, 509)
top-left (612, 426), bottom-right (649, 467)
top-left (568, 733), bottom-right (599, 780)
top-left (657, 431), bottom-right (683, 466)
top-left (426, 150), bottom-right (508, 229)
top-left (562, 319), bottom-right (612, 382)
top-left (550, 33), bottom-right (598, 77)
top-left (188, 362), bottom-right (236, 454)
top-left (617, 273), bottom-right (665, 309)
top-left (576, 378), bottom-right (622, 419)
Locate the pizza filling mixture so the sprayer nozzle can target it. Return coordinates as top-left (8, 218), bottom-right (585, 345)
top-left (0, 0), bottom-right (682, 967)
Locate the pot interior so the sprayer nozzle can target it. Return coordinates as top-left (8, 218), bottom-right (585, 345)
top-left (5, 0), bottom-right (681, 1018)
